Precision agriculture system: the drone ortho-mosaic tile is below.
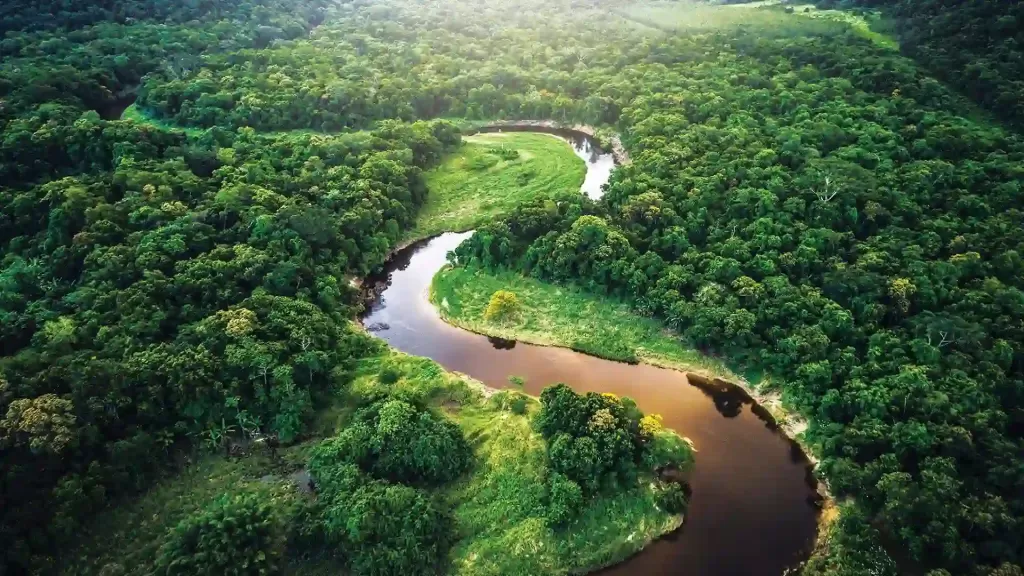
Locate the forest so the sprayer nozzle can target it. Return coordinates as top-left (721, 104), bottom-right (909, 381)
top-left (819, 0), bottom-right (1024, 132)
top-left (1, 0), bottom-right (1022, 575)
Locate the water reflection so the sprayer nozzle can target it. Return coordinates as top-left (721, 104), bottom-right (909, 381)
top-left (487, 336), bottom-right (517, 350)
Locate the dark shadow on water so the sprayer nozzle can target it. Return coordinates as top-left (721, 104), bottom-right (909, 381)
top-left (487, 336), bottom-right (517, 350)
top-left (686, 374), bottom-right (748, 418)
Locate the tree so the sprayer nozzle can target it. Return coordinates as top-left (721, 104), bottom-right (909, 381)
top-left (153, 493), bottom-right (283, 576)
top-left (483, 290), bottom-right (522, 323)
top-left (0, 394), bottom-right (77, 454)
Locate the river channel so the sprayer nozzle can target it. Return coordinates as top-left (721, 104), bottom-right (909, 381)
top-left (362, 130), bottom-right (820, 576)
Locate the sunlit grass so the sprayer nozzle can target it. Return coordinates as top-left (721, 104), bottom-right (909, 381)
top-left (408, 132), bottom-right (586, 243)
top-left (431, 266), bottom-right (755, 384)
top-left (788, 4), bottom-right (899, 50)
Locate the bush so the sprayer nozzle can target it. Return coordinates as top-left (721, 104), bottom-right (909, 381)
top-left (642, 428), bottom-right (693, 471)
top-left (537, 384), bottom-right (646, 494)
top-left (466, 153), bottom-right (499, 171)
top-left (322, 480), bottom-right (452, 576)
top-left (655, 483), bottom-right (688, 514)
top-left (378, 366), bottom-right (401, 384)
top-left (545, 473), bottom-right (584, 527)
top-left (310, 399), bottom-right (473, 486)
top-left (483, 290), bottom-right (521, 323)
top-left (153, 493), bottom-right (282, 576)
top-left (509, 394), bottom-right (528, 414)
top-left (487, 146), bottom-right (520, 160)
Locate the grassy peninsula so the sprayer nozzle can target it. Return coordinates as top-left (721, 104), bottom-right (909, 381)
top-left (431, 266), bottom-right (750, 384)
top-left (409, 132), bottom-right (586, 242)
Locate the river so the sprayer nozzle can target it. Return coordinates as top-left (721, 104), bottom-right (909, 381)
top-left (361, 130), bottom-right (820, 576)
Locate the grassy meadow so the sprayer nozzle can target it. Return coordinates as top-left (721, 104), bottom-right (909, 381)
top-left (408, 132), bottom-right (586, 242)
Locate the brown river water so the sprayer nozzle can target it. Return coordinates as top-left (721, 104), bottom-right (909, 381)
top-left (361, 131), bottom-right (820, 576)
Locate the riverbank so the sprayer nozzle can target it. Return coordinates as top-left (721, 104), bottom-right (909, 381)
top-left (468, 120), bottom-right (631, 165)
top-left (429, 265), bottom-right (833, 505)
top-left (62, 350), bottom-right (692, 576)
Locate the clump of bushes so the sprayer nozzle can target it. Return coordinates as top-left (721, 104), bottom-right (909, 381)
top-left (305, 396), bottom-right (470, 576)
top-left (545, 472), bottom-right (584, 527)
top-left (466, 153), bottom-right (499, 171)
top-left (535, 384), bottom-right (691, 523)
top-left (311, 398), bottom-right (472, 486)
top-left (655, 483), bottom-right (688, 514)
top-left (319, 470), bottom-right (452, 576)
top-left (153, 493), bottom-right (283, 576)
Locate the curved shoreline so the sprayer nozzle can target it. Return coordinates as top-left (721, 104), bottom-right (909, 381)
top-left (426, 263), bottom-right (834, 511)
top-left (469, 120), bottom-right (631, 165)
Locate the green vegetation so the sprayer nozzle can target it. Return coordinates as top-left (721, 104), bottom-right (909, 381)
top-left (432, 266), bottom-right (745, 380)
top-left (62, 353), bottom-right (691, 576)
top-left (824, 0), bottom-right (1024, 131)
top-left (2, 0), bottom-right (1023, 574)
top-left (153, 493), bottom-right (284, 576)
top-left (410, 133), bottom-right (586, 241)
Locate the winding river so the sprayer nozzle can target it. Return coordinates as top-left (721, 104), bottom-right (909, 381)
top-left (362, 130), bottom-right (820, 576)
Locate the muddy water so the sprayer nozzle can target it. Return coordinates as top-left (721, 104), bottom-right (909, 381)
top-left (362, 232), bottom-right (820, 576)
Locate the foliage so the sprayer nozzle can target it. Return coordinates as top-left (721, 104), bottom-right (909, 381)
top-left (310, 397), bottom-right (472, 486)
top-left (654, 483), bottom-right (687, 515)
top-left (153, 493), bottom-right (283, 576)
top-left (823, 0), bottom-right (1024, 131)
top-left (310, 463), bottom-right (453, 576)
top-left (545, 472), bottom-right (584, 527)
top-left (538, 384), bottom-right (661, 497)
top-left (3, 0), bottom-right (1023, 572)
top-left (451, 6), bottom-right (1024, 571)
top-left (0, 9), bottom-right (458, 565)
top-left (431, 266), bottom-right (740, 376)
top-left (482, 290), bottom-right (522, 324)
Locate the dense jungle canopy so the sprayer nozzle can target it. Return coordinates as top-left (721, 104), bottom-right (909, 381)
top-left (0, 0), bottom-right (1022, 575)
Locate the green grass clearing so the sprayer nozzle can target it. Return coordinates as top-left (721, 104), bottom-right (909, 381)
top-left (431, 266), bottom-right (755, 385)
top-left (408, 132), bottom-right (586, 242)
top-left (64, 351), bottom-right (689, 576)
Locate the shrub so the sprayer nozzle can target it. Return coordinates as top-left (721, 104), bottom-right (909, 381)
top-left (545, 473), bottom-right (584, 527)
top-left (153, 493), bottom-right (282, 576)
top-left (537, 384), bottom-right (647, 494)
top-left (321, 480), bottom-right (452, 576)
top-left (486, 146), bottom-right (520, 160)
top-left (483, 290), bottom-right (521, 323)
top-left (310, 399), bottom-right (473, 486)
top-left (378, 366), bottom-right (401, 384)
top-left (466, 153), bottom-right (498, 171)
top-left (655, 482), bottom-right (688, 514)
top-left (509, 394), bottom-right (528, 415)
top-left (643, 429), bottom-right (694, 471)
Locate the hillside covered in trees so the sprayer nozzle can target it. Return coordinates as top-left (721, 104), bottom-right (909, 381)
top-left (1, 0), bottom-right (1023, 575)
top-left (819, 0), bottom-right (1024, 131)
